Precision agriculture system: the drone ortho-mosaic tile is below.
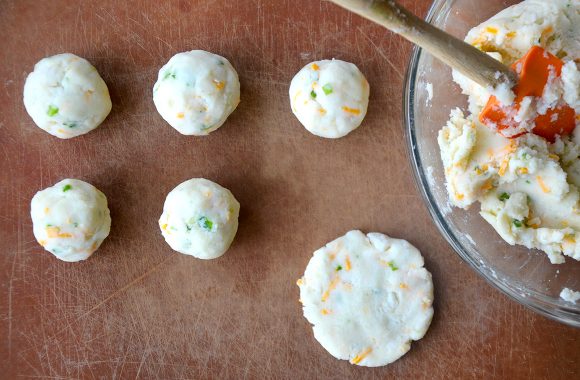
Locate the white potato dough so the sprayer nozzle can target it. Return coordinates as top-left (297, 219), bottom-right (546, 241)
top-left (153, 50), bottom-right (240, 135)
top-left (560, 287), bottom-right (580, 304)
top-left (159, 178), bottom-right (240, 259)
top-left (297, 230), bottom-right (434, 367)
top-left (23, 53), bottom-right (112, 139)
top-left (289, 59), bottom-right (369, 138)
top-left (30, 179), bottom-right (111, 262)
top-left (438, 0), bottom-right (580, 263)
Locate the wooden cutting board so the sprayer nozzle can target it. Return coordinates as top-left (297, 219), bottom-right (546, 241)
top-left (0, 0), bottom-right (578, 378)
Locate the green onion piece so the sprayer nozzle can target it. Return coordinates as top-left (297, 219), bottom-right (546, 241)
top-left (198, 216), bottom-right (213, 231)
top-left (47, 105), bottom-right (59, 116)
top-left (388, 261), bottom-right (399, 271)
top-left (62, 184), bottom-right (72, 192)
top-left (513, 219), bottom-right (523, 228)
top-left (499, 192), bottom-right (510, 201)
top-left (63, 122), bottom-right (77, 128)
top-left (322, 83), bottom-right (333, 95)
top-left (163, 71), bottom-right (176, 80)
top-left (336, 265), bottom-right (343, 272)
top-left (310, 90), bottom-right (317, 99)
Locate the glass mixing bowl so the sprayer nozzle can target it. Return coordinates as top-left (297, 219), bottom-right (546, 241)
top-left (404, 0), bottom-right (580, 327)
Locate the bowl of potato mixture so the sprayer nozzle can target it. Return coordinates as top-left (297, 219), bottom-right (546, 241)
top-left (405, 0), bottom-right (580, 326)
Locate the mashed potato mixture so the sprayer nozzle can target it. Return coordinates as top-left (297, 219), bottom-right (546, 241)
top-left (438, 0), bottom-right (579, 264)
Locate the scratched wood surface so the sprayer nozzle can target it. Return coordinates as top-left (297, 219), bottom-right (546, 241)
top-left (0, 0), bottom-right (579, 378)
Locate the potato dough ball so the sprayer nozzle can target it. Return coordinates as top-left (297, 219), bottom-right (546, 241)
top-left (159, 178), bottom-right (240, 259)
top-left (31, 179), bottom-right (111, 262)
top-left (23, 53), bottom-right (112, 139)
top-left (153, 50), bottom-right (240, 135)
top-left (289, 59), bottom-right (369, 138)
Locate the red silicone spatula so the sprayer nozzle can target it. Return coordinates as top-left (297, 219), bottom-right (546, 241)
top-left (328, 0), bottom-right (576, 141)
top-left (480, 46), bottom-right (575, 142)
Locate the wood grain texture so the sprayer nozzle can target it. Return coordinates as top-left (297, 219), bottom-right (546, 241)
top-left (0, 0), bottom-right (578, 378)
top-left (329, 0), bottom-right (517, 89)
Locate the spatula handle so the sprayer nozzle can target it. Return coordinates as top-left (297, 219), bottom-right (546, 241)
top-left (329, 0), bottom-right (517, 89)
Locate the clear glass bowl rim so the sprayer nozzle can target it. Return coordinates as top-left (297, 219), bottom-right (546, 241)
top-left (403, 0), bottom-right (580, 327)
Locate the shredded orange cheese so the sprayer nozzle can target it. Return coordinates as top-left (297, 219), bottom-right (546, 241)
top-left (485, 26), bottom-right (498, 34)
top-left (345, 256), bottom-right (352, 271)
top-left (399, 283), bottom-right (408, 289)
top-left (341, 106), bottom-right (361, 115)
top-left (565, 235), bottom-right (576, 244)
top-left (548, 154), bottom-right (560, 161)
top-left (481, 179), bottom-right (493, 191)
top-left (311, 63), bottom-right (319, 71)
top-left (471, 34), bottom-right (487, 47)
top-left (176, 112), bottom-right (185, 119)
top-left (542, 26), bottom-right (554, 35)
top-left (161, 223), bottom-right (168, 231)
top-left (296, 278), bottom-right (304, 286)
top-left (481, 178), bottom-right (493, 191)
top-left (351, 347), bottom-right (372, 364)
top-left (506, 31), bottom-right (517, 38)
top-left (38, 240), bottom-right (47, 247)
top-left (498, 159), bottom-right (509, 176)
top-left (321, 309), bottom-right (332, 315)
top-left (321, 276), bottom-right (340, 302)
top-left (536, 176), bottom-right (550, 193)
top-left (44, 207), bottom-right (50, 214)
top-left (46, 226), bottom-right (72, 239)
top-left (456, 193), bottom-right (465, 200)
top-left (213, 79), bottom-right (225, 90)
top-left (517, 167), bottom-right (529, 175)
